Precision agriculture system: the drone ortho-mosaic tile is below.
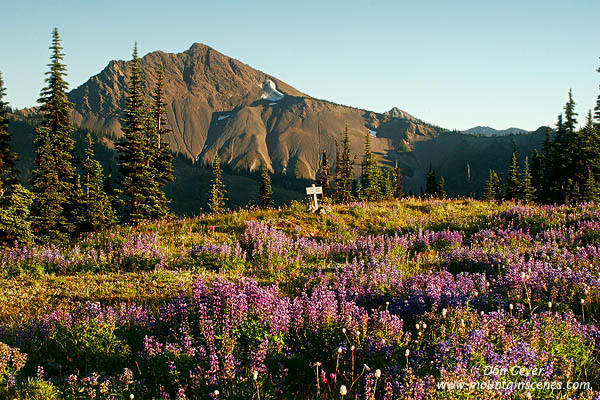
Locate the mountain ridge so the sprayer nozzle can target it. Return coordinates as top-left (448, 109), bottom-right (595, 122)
top-left (63, 42), bottom-right (446, 179)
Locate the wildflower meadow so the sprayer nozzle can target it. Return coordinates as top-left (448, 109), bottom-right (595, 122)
top-left (1, 198), bottom-right (600, 399)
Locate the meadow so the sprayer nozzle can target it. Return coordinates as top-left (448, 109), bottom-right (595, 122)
top-left (1, 198), bottom-right (600, 399)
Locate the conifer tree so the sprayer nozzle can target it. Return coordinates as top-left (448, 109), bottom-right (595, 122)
top-left (393, 162), bottom-right (403, 198)
top-left (438, 176), bottom-right (446, 199)
top-left (595, 59), bottom-right (600, 127)
top-left (506, 145), bottom-right (520, 200)
top-left (540, 127), bottom-right (556, 203)
top-left (484, 170), bottom-right (499, 201)
top-left (425, 164), bottom-right (437, 196)
top-left (575, 111), bottom-right (600, 190)
top-left (353, 179), bottom-right (363, 201)
top-left (383, 170), bottom-right (394, 200)
top-left (361, 129), bottom-right (382, 201)
top-left (548, 114), bottom-right (569, 202)
top-left (316, 150), bottom-right (330, 196)
top-left (333, 124), bottom-right (354, 203)
top-left (564, 89), bottom-right (578, 134)
top-left (117, 43), bottom-right (157, 224)
top-left (80, 132), bottom-right (116, 231)
top-left (530, 150), bottom-right (543, 202)
top-left (31, 28), bottom-right (77, 241)
top-left (0, 72), bottom-right (18, 199)
top-left (0, 185), bottom-right (33, 244)
top-left (152, 65), bottom-right (175, 198)
top-left (258, 163), bottom-right (273, 208)
top-left (582, 168), bottom-right (599, 203)
top-left (208, 153), bottom-right (227, 214)
top-left (521, 157), bottom-right (535, 203)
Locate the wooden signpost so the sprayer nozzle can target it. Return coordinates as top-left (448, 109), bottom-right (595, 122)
top-left (306, 184), bottom-right (323, 211)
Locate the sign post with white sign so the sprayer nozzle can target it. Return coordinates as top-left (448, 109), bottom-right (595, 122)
top-left (306, 184), bottom-right (323, 211)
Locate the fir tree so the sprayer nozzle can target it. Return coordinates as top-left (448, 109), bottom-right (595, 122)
top-left (383, 170), bottom-right (394, 200)
top-left (564, 89), bottom-right (578, 134)
top-left (150, 65), bottom-right (174, 219)
top-left (393, 161), bottom-right (403, 198)
top-left (333, 124), bottom-right (354, 203)
top-left (595, 59), bottom-right (600, 127)
top-left (484, 170), bottom-right (498, 201)
top-left (117, 43), bottom-right (158, 224)
top-left (540, 127), bottom-right (554, 203)
top-left (361, 129), bottom-right (382, 201)
top-left (438, 176), bottom-right (446, 199)
top-left (548, 114), bottom-right (569, 203)
top-left (574, 111), bottom-right (600, 195)
top-left (80, 132), bottom-right (116, 231)
top-left (31, 28), bottom-right (77, 241)
top-left (582, 168), bottom-right (599, 203)
top-left (208, 153), bottom-right (227, 214)
top-left (316, 150), bottom-right (330, 196)
top-left (0, 184), bottom-right (33, 244)
top-left (0, 72), bottom-right (18, 199)
top-left (353, 179), bottom-right (363, 200)
top-left (425, 164), bottom-right (437, 196)
top-left (258, 163), bottom-right (273, 208)
top-left (530, 150), bottom-right (543, 202)
top-left (506, 145), bottom-right (520, 200)
top-left (521, 157), bottom-right (535, 203)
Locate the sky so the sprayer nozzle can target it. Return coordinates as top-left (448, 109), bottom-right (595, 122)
top-left (1, 0), bottom-right (599, 131)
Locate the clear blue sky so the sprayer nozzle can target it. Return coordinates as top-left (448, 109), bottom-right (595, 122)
top-left (1, 0), bottom-right (599, 131)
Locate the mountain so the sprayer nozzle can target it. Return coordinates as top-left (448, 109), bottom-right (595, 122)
top-left (461, 126), bottom-right (528, 136)
top-left (9, 43), bottom-right (548, 213)
top-left (66, 43), bottom-right (446, 179)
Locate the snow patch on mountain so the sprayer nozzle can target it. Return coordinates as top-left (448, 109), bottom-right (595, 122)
top-left (261, 80), bottom-right (284, 101)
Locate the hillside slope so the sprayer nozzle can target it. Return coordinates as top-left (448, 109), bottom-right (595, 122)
top-left (65, 43), bottom-right (445, 179)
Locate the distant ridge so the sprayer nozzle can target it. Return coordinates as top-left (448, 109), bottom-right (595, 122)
top-left (462, 126), bottom-right (528, 136)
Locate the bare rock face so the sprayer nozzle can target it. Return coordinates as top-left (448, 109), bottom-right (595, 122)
top-left (67, 43), bottom-right (445, 179)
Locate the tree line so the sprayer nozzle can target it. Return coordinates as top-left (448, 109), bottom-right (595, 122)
top-left (207, 123), bottom-right (406, 212)
top-left (483, 63), bottom-right (600, 204)
top-left (0, 29), bottom-right (175, 244)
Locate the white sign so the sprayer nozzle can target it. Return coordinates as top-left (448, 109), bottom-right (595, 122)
top-left (306, 184), bottom-right (323, 210)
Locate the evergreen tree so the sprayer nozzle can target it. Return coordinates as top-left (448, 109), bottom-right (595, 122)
top-left (438, 176), bottom-right (446, 199)
top-left (316, 150), bottom-right (330, 196)
top-left (530, 150), bottom-right (543, 202)
top-left (548, 114), bottom-right (569, 203)
top-left (80, 132), bottom-right (116, 231)
top-left (540, 127), bottom-right (553, 202)
top-left (360, 129), bottom-right (382, 201)
top-left (0, 72), bottom-right (18, 199)
top-left (31, 28), bottom-right (77, 241)
top-left (425, 163), bottom-right (437, 196)
top-left (258, 163), bottom-right (273, 208)
top-left (484, 170), bottom-right (499, 201)
top-left (484, 170), bottom-right (503, 202)
top-left (333, 124), bottom-right (354, 203)
top-left (383, 170), bottom-right (394, 200)
top-left (0, 185), bottom-right (33, 244)
top-left (595, 59), bottom-right (600, 127)
top-left (353, 179), bottom-right (363, 201)
top-left (582, 168), bottom-right (599, 203)
top-left (521, 157), bottom-right (535, 203)
top-left (574, 111), bottom-right (600, 193)
top-left (506, 145), bottom-right (520, 200)
top-left (564, 89), bottom-right (578, 134)
top-left (393, 162), bottom-right (403, 198)
top-left (149, 65), bottom-right (174, 219)
top-left (117, 43), bottom-right (158, 224)
top-left (207, 153), bottom-right (227, 214)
